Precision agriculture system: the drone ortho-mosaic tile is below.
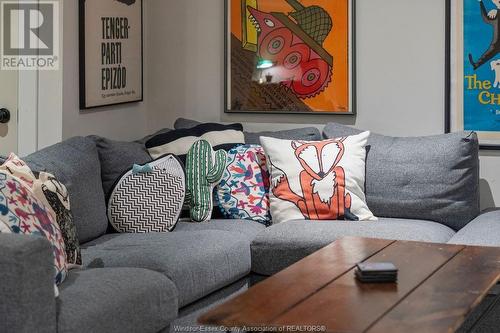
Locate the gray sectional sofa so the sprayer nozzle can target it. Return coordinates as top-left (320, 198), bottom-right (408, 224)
top-left (1, 120), bottom-right (500, 333)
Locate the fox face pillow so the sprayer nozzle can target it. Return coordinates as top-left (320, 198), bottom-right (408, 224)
top-left (260, 132), bottom-right (376, 224)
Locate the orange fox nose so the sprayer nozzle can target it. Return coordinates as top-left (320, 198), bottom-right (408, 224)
top-left (318, 171), bottom-right (326, 178)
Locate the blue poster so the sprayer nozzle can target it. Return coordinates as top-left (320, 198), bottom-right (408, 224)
top-left (464, 0), bottom-right (500, 131)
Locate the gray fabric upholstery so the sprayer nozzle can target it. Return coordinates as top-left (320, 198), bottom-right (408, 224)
top-left (173, 118), bottom-right (322, 144)
top-left (175, 219), bottom-right (266, 242)
top-left (244, 128), bottom-right (321, 144)
top-left (24, 137), bottom-right (108, 243)
top-left (323, 123), bottom-right (480, 230)
top-left (251, 219), bottom-right (456, 275)
top-left (90, 136), bottom-right (152, 197)
top-left (0, 234), bottom-right (56, 333)
top-left (138, 128), bottom-right (172, 145)
top-left (57, 268), bottom-right (177, 333)
top-left (82, 230), bottom-right (252, 307)
top-left (170, 277), bottom-right (251, 333)
top-left (448, 209), bottom-right (500, 247)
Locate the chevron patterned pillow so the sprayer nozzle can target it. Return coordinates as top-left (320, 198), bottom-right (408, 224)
top-left (107, 155), bottom-right (185, 233)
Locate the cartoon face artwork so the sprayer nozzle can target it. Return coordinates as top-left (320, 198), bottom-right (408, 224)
top-left (260, 133), bottom-right (376, 224)
top-left (468, 0), bottom-right (500, 70)
top-left (270, 138), bottom-right (354, 221)
top-left (247, 5), bottom-right (333, 99)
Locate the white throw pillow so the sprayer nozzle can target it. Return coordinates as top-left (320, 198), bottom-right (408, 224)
top-left (260, 132), bottom-right (376, 224)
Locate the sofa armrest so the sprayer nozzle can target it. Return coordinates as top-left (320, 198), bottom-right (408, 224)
top-left (0, 234), bottom-right (56, 333)
top-left (448, 209), bottom-right (500, 247)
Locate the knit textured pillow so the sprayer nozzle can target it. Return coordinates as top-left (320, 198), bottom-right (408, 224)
top-left (216, 145), bottom-right (271, 225)
top-left (0, 172), bottom-right (68, 289)
top-left (260, 133), bottom-right (376, 224)
top-left (185, 140), bottom-right (227, 222)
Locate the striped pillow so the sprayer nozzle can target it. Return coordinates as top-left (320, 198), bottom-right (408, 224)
top-left (145, 123), bottom-right (245, 161)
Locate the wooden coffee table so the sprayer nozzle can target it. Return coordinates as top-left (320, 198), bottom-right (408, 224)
top-left (198, 237), bottom-right (500, 333)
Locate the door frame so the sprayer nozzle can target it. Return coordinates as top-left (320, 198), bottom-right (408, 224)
top-left (17, 0), bottom-right (63, 156)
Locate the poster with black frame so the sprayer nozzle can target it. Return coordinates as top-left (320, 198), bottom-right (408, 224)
top-left (447, 0), bottom-right (500, 149)
top-left (79, 0), bottom-right (143, 109)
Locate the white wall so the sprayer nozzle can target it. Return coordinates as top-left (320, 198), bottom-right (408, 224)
top-left (61, 0), bottom-right (148, 142)
top-left (145, 0), bottom-right (500, 209)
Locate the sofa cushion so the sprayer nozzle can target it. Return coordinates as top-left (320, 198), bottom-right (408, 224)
top-left (173, 118), bottom-right (322, 144)
top-left (24, 137), bottom-right (108, 243)
top-left (81, 227), bottom-right (254, 307)
top-left (174, 219), bottom-right (266, 242)
top-left (447, 209), bottom-right (500, 247)
top-left (323, 123), bottom-right (480, 231)
top-left (251, 219), bottom-right (456, 275)
top-left (90, 136), bottom-right (152, 198)
top-left (57, 268), bottom-right (177, 333)
top-left (0, 234), bottom-right (57, 333)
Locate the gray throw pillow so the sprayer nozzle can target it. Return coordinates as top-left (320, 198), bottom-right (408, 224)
top-left (323, 123), bottom-right (480, 230)
top-left (90, 136), bottom-right (153, 198)
top-left (24, 137), bottom-right (108, 243)
top-left (173, 118), bottom-right (321, 144)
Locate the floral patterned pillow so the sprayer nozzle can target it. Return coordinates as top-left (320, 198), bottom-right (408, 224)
top-left (216, 145), bottom-right (271, 225)
top-left (0, 172), bottom-right (68, 289)
top-left (0, 154), bottom-right (81, 267)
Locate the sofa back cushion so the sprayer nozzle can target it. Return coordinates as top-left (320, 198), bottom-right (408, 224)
top-left (24, 137), bottom-right (108, 243)
top-left (90, 136), bottom-right (152, 198)
top-left (323, 123), bottom-right (480, 230)
top-left (173, 118), bottom-right (322, 143)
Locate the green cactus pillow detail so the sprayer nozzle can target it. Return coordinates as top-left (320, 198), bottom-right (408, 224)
top-left (185, 140), bottom-right (228, 222)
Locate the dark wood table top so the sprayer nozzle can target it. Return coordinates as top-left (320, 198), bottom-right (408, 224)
top-left (198, 237), bottom-right (500, 333)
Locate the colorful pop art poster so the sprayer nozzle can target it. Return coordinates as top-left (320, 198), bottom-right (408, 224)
top-left (225, 0), bottom-right (355, 114)
top-left (449, 0), bottom-right (500, 148)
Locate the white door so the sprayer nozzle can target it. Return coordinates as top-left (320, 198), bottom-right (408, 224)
top-left (0, 68), bottom-right (18, 156)
top-left (0, 0), bottom-right (19, 155)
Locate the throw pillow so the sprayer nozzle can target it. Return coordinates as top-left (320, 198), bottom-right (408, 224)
top-left (260, 133), bottom-right (376, 224)
top-left (185, 140), bottom-right (227, 222)
top-left (90, 136), bottom-right (153, 198)
top-left (38, 172), bottom-right (82, 267)
top-left (0, 172), bottom-right (68, 288)
top-left (173, 118), bottom-right (322, 144)
top-left (0, 154), bottom-right (82, 266)
top-left (145, 123), bottom-right (245, 161)
top-left (323, 123), bottom-right (480, 230)
top-left (216, 145), bottom-right (271, 225)
top-left (107, 154), bottom-right (186, 233)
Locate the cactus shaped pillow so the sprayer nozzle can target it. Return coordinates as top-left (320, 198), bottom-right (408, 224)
top-left (185, 140), bottom-right (227, 222)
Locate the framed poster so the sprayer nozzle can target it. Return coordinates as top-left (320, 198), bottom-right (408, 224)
top-left (447, 0), bottom-right (500, 149)
top-left (225, 0), bottom-right (355, 114)
top-left (79, 0), bottom-right (143, 109)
